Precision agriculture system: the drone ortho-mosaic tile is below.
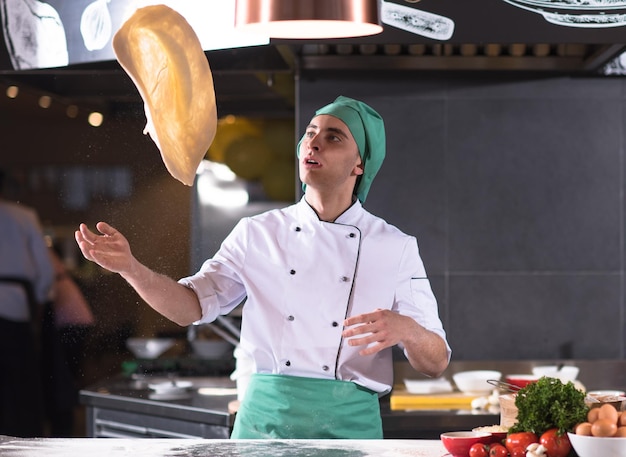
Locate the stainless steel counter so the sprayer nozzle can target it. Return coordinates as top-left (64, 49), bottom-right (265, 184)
top-left (0, 436), bottom-right (447, 457)
top-left (79, 359), bottom-right (626, 440)
top-left (80, 376), bottom-right (238, 438)
top-left (79, 374), bottom-right (499, 439)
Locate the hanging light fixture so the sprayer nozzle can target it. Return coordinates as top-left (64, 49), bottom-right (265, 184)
top-left (234, 0), bottom-right (383, 39)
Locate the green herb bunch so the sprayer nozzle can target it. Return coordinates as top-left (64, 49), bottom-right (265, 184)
top-left (509, 376), bottom-right (588, 435)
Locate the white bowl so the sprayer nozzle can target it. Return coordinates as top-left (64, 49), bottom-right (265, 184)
top-left (532, 365), bottom-right (579, 382)
top-left (452, 370), bottom-right (502, 395)
top-left (191, 340), bottom-right (233, 359)
top-left (126, 337), bottom-right (175, 359)
top-left (567, 433), bottom-right (626, 457)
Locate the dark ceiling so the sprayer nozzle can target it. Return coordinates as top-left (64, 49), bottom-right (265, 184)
top-left (2, 1), bottom-right (626, 118)
top-left (1, 41), bottom-right (625, 119)
top-left (0, 45), bottom-right (297, 118)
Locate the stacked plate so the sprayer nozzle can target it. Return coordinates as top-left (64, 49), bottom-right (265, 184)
top-left (148, 380), bottom-right (193, 400)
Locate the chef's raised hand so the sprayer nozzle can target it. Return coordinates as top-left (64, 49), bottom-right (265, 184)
top-left (75, 222), bottom-right (135, 275)
top-left (75, 222), bottom-right (202, 326)
top-left (342, 309), bottom-right (409, 356)
top-left (343, 308), bottom-right (449, 378)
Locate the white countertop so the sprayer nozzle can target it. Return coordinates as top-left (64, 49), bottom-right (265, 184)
top-left (0, 436), bottom-right (448, 457)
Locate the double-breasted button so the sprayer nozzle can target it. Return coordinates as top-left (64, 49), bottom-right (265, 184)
top-left (285, 360), bottom-right (291, 367)
top-left (322, 365), bottom-right (329, 371)
top-left (340, 276), bottom-right (349, 282)
top-left (295, 227), bottom-right (301, 232)
top-left (290, 269), bottom-right (296, 275)
top-left (332, 321), bottom-right (339, 327)
top-left (349, 232), bottom-right (356, 238)
top-left (287, 315), bottom-right (295, 321)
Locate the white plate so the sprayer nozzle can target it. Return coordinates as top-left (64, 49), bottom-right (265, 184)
top-left (148, 380), bottom-right (193, 395)
top-left (404, 378), bottom-right (453, 394)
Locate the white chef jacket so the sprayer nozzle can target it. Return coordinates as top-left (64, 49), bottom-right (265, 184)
top-left (179, 197), bottom-right (450, 395)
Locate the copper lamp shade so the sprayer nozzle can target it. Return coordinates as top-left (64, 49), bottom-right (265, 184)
top-left (234, 0), bottom-right (383, 39)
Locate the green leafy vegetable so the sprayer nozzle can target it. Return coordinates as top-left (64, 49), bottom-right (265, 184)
top-left (509, 376), bottom-right (588, 435)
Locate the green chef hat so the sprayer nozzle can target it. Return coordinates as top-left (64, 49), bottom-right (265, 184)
top-left (297, 95), bottom-right (386, 203)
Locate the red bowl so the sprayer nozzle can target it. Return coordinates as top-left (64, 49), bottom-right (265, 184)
top-left (505, 374), bottom-right (538, 390)
top-left (441, 431), bottom-right (492, 457)
top-left (489, 431), bottom-right (508, 445)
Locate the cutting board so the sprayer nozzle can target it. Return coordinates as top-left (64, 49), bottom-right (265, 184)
top-left (390, 389), bottom-right (479, 410)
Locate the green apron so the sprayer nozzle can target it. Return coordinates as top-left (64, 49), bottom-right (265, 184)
top-left (231, 374), bottom-right (383, 439)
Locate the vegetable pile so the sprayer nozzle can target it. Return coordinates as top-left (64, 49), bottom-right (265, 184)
top-left (510, 376), bottom-right (588, 435)
top-left (469, 377), bottom-right (590, 457)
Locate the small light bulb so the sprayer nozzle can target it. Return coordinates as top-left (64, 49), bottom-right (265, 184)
top-left (88, 111), bottom-right (104, 127)
top-left (6, 86), bottom-right (19, 98)
top-left (38, 95), bottom-right (52, 108)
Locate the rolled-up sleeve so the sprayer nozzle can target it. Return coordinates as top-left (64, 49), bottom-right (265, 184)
top-left (178, 220), bottom-right (249, 324)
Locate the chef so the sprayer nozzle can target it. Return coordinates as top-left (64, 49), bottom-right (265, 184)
top-left (75, 96), bottom-right (451, 439)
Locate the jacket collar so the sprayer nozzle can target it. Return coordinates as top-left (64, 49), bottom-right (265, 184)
top-left (297, 197), bottom-right (363, 225)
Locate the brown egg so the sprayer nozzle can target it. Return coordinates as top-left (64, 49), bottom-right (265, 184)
top-left (616, 426), bottom-right (626, 437)
top-left (575, 422), bottom-right (593, 436)
top-left (619, 412), bottom-right (626, 427)
top-left (587, 407), bottom-right (600, 423)
top-left (597, 403), bottom-right (619, 423)
top-left (591, 418), bottom-right (618, 437)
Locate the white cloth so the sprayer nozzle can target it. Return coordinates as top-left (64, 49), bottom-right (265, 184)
top-left (179, 198), bottom-right (450, 394)
top-left (0, 201), bottom-right (54, 322)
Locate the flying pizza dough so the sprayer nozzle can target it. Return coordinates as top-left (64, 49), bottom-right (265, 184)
top-left (112, 5), bottom-right (217, 186)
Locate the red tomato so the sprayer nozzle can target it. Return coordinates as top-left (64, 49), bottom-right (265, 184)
top-left (505, 431), bottom-right (539, 455)
top-left (489, 443), bottom-right (508, 457)
top-left (539, 428), bottom-right (571, 457)
top-left (469, 443), bottom-right (489, 457)
top-left (508, 448), bottom-right (527, 457)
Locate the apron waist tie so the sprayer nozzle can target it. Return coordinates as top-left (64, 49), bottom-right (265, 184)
top-left (231, 373), bottom-right (383, 439)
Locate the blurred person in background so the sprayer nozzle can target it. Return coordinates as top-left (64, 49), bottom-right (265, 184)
top-left (0, 169), bottom-right (54, 437)
top-left (43, 246), bottom-right (95, 437)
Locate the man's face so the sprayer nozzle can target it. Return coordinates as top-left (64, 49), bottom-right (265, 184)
top-left (298, 114), bottom-right (364, 196)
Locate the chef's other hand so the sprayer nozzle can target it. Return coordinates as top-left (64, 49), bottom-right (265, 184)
top-left (75, 222), bottom-right (135, 276)
top-left (342, 308), bottom-right (413, 356)
top-left (343, 308), bottom-right (450, 377)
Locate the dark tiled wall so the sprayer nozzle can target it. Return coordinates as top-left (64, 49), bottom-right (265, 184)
top-left (298, 74), bottom-right (626, 361)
